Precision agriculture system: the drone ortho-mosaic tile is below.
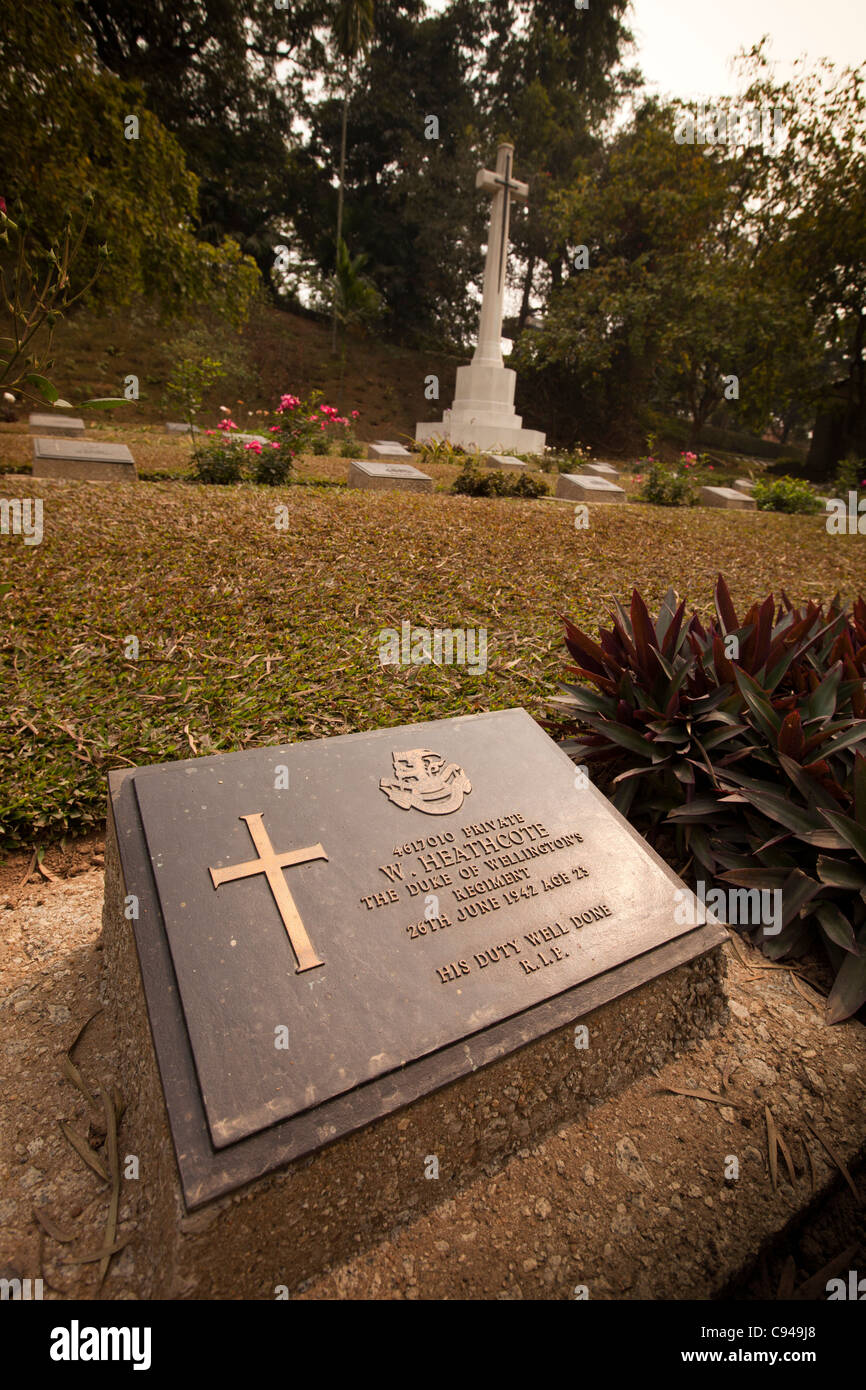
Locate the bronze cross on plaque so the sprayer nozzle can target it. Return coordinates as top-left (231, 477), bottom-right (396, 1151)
top-left (209, 814), bottom-right (327, 973)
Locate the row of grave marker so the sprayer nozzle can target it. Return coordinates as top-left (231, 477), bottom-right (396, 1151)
top-left (24, 416), bottom-right (769, 507)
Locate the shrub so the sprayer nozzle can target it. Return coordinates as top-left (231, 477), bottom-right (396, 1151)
top-left (833, 453), bottom-right (865, 495)
top-left (192, 438), bottom-right (244, 484)
top-left (510, 471), bottom-right (549, 498)
top-left (640, 462), bottom-right (696, 507)
top-left (752, 475), bottom-right (822, 514)
top-left (419, 438), bottom-right (468, 467)
top-left (540, 446), bottom-right (590, 474)
top-left (251, 444), bottom-right (292, 486)
top-left (451, 458), bottom-right (548, 498)
top-left (553, 576), bottom-right (866, 1021)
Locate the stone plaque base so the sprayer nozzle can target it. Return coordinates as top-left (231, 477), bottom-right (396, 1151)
top-left (102, 786), bottom-right (726, 1298)
top-left (699, 486), bottom-right (756, 510)
top-left (28, 413), bottom-right (85, 437)
top-left (348, 460), bottom-right (433, 492)
top-left (556, 474), bottom-right (626, 503)
top-left (32, 459), bottom-right (138, 483)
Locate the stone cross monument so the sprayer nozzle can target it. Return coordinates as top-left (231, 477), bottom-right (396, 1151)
top-left (416, 143), bottom-right (546, 455)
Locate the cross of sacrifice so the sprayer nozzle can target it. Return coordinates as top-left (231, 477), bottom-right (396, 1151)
top-left (473, 143), bottom-right (529, 368)
top-left (209, 813), bottom-right (328, 973)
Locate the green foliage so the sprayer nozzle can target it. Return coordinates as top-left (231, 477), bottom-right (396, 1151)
top-left (0, 2), bottom-right (261, 322)
top-left (0, 203), bottom-right (127, 410)
top-left (639, 462), bottom-right (696, 507)
top-left (554, 577), bottom-right (866, 1020)
top-left (833, 454), bottom-right (865, 495)
top-left (322, 238), bottom-right (383, 335)
top-left (752, 475), bottom-right (823, 514)
top-left (192, 438), bottom-right (245, 485)
top-left (451, 458), bottom-right (548, 498)
top-left (165, 355), bottom-right (226, 430)
top-left (252, 446), bottom-right (293, 487)
top-left (540, 446), bottom-right (591, 474)
top-left (419, 438), bottom-right (467, 467)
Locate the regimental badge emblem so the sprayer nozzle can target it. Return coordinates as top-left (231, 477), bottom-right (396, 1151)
top-left (379, 749), bottom-right (472, 816)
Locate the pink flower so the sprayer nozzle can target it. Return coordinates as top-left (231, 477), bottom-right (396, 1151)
top-left (635, 474), bottom-right (643, 482)
top-left (708, 464), bottom-right (714, 470)
top-left (351, 410), bottom-right (359, 418)
top-left (269, 425), bottom-right (280, 432)
top-left (0, 197), bottom-right (7, 215)
top-left (244, 440), bottom-right (263, 454)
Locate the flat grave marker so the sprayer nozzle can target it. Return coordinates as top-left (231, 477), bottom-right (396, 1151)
top-left (348, 460), bottom-right (433, 493)
top-left (28, 413), bottom-right (85, 438)
top-left (32, 437), bottom-right (137, 483)
top-left (369, 441), bottom-right (412, 460)
top-left (555, 473), bottom-right (626, 504)
top-left (699, 485), bottom-right (756, 510)
top-left (103, 709), bottom-right (726, 1295)
top-left (585, 462), bottom-right (620, 478)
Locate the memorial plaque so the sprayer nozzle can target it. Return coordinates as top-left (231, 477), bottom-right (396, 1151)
top-left (556, 473), bottom-right (626, 503)
top-left (348, 459), bottom-right (433, 492)
top-left (32, 437), bottom-right (137, 482)
top-left (369, 441), bottom-right (412, 459)
top-left (585, 461), bottom-right (620, 478)
top-left (165, 422), bottom-right (201, 434)
top-left (107, 708), bottom-right (725, 1205)
top-left (28, 413), bottom-right (85, 437)
top-left (699, 485), bottom-right (756, 510)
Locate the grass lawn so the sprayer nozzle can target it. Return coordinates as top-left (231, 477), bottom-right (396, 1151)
top-left (1, 445), bottom-right (863, 848)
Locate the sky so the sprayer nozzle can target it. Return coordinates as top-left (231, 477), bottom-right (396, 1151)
top-left (424, 0), bottom-right (865, 101)
top-left (630, 0), bottom-right (865, 102)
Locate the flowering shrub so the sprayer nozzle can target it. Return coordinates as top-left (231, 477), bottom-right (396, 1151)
top-left (640, 461), bottom-right (696, 506)
top-left (191, 390), bottom-right (357, 485)
top-left (269, 390), bottom-right (351, 464)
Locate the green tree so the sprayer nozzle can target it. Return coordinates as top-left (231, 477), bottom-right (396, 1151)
top-left (0, 2), bottom-right (260, 321)
top-left (329, 0), bottom-right (376, 351)
top-left (733, 48), bottom-right (866, 473)
top-left (73, 0), bottom-right (330, 291)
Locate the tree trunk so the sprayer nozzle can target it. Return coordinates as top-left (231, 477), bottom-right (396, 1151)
top-left (517, 254), bottom-right (536, 333)
top-left (332, 66), bottom-right (350, 356)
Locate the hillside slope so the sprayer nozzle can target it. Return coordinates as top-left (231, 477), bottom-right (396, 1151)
top-left (22, 301), bottom-right (465, 443)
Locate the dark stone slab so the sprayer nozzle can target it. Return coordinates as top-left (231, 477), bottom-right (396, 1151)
top-left (104, 708), bottom-right (726, 1207)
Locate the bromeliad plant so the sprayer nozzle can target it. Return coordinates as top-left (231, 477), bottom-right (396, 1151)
top-left (553, 577), bottom-right (866, 1021)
